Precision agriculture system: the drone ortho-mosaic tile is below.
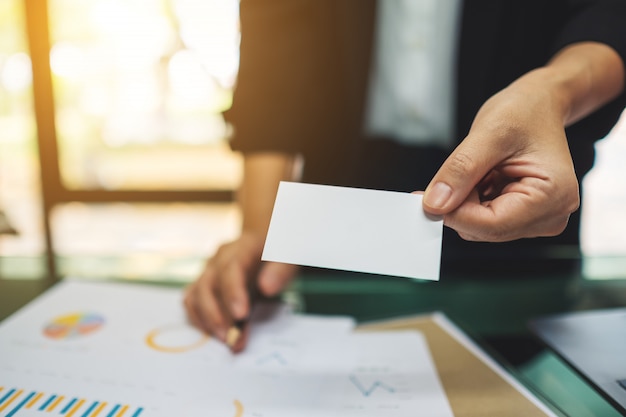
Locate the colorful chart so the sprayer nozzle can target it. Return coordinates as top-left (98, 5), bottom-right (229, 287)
top-left (0, 386), bottom-right (143, 417)
top-left (42, 312), bottom-right (105, 340)
top-left (145, 324), bottom-right (210, 353)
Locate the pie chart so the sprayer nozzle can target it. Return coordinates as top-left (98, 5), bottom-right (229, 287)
top-left (43, 312), bottom-right (105, 340)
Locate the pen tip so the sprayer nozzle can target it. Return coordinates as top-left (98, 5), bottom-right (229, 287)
top-left (226, 326), bottom-right (241, 348)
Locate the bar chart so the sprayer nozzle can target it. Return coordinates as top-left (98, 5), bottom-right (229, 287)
top-left (0, 386), bottom-right (143, 417)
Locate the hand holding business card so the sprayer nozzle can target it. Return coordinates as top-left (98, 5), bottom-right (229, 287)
top-left (262, 182), bottom-right (443, 280)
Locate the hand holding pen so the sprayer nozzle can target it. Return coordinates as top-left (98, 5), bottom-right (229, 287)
top-left (184, 231), bottom-right (299, 352)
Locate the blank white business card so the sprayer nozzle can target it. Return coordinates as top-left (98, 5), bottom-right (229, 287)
top-left (262, 182), bottom-right (443, 280)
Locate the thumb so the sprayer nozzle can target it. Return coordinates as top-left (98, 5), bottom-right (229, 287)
top-left (423, 142), bottom-right (493, 215)
top-left (257, 262), bottom-right (299, 297)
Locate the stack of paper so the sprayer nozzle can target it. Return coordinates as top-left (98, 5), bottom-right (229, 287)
top-left (0, 280), bottom-right (453, 417)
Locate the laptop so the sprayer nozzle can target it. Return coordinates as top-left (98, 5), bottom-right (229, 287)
top-left (529, 308), bottom-right (626, 414)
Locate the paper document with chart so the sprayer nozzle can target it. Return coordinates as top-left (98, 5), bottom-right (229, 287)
top-left (0, 279), bottom-right (454, 417)
top-left (262, 182), bottom-right (444, 280)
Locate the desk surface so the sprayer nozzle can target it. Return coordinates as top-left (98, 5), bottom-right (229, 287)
top-left (1, 265), bottom-right (626, 417)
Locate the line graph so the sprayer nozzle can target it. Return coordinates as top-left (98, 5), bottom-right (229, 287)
top-left (348, 375), bottom-right (396, 397)
top-left (255, 351), bottom-right (288, 366)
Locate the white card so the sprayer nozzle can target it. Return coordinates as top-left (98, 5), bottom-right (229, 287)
top-left (262, 182), bottom-right (443, 280)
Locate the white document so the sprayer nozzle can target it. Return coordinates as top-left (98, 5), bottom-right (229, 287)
top-left (0, 279), bottom-right (454, 417)
top-left (262, 182), bottom-right (444, 280)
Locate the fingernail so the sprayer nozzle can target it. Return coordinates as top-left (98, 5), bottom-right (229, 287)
top-left (425, 182), bottom-right (452, 209)
top-left (226, 326), bottom-right (241, 348)
top-left (231, 300), bottom-right (246, 320)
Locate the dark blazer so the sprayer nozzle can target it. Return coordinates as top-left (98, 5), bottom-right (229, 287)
top-left (226, 0), bottom-right (626, 275)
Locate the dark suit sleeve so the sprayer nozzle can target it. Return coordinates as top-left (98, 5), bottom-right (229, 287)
top-left (552, 0), bottom-right (626, 64)
top-left (551, 0), bottom-right (626, 142)
top-left (225, 0), bottom-right (340, 155)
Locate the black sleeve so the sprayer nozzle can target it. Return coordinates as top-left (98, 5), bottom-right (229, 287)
top-left (552, 0), bottom-right (626, 65)
top-left (555, 0), bottom-right (626, 143)
top-left (225, 0), bottom-right (340, 155)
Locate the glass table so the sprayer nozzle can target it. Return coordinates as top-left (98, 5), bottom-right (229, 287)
top-left (1, 256), bottom-right (625, 416)
top-left (289, 268), bottom-right (626, 417)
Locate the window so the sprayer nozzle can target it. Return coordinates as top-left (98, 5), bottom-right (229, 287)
top-left (49, 0), bottom-right (242, 191)
top-left (0, 0), bottom-right (45, 278)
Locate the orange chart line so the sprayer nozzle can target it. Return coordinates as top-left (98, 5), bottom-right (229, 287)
top-left (145, 325), bottom-right (210, 353)
top-left (233, 400), bottom-right (244, 417)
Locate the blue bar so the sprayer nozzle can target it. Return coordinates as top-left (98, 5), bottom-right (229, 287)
top-left (131, 407), bottom-right (144, 417)
top-left (0, 389), bottom-right (16, 405)
top-left (6, 391), bottom-right (35, 417)
top-left (62, 398), bottom-right (78, 414)
top-left (106, 404), bottom-right (120, 417)
top-left (39, 394), bottom-right (57, 411)
top-left (81, 401), bottom-right (99, 417)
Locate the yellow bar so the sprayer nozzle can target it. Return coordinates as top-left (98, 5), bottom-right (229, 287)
top-left (26, 392), bottom-right (44, 409)
top-left (91, 401), bottom-right (108, 417)
top-left (0, 389), bottom-right (23, 412)
top-left (234, 400), bottom-right (244, 417)
top-left (116, 404), bottom-right (129, 417)
top-left (48, 395), bottom-right (65, 411)
top-left (66, 398), bottom-right (85, 417)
